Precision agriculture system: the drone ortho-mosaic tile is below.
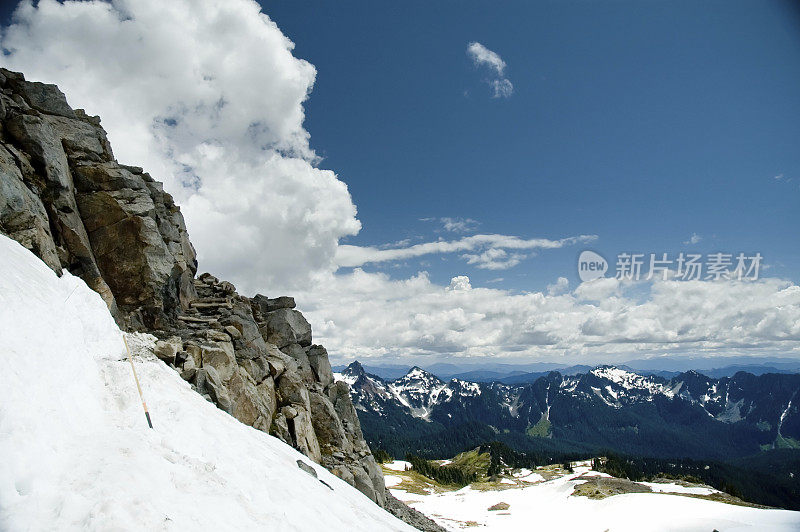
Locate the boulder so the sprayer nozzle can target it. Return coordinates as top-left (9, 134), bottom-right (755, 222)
top-left (6, 77), bottom-right (76, 118)
top-left (227, 367), bottom-right (276, 432)
top-left (309, 391), bottom-right (351, 454)
top-left (280, 342), bottom-right (315, 384)
top-left (154, 336), bottom-right (182, 363)
top-left (276, 371), bottom-right (310, 410)
top-left (270, 413), bottom-right (291, 444)
top-left (289, 406), bottom-right (322, 463)
top-left (193, 367), bottom-right (232, 413)
top-left (296, 460), bottom-right (318, 478)
top-left (252, 294), bottom-right (295, 317)
top-left (238, 356), bottom-right (270, 384)
top-left (223, 300), bottom-right (267, 360)
top-left (201, 341), bottom-right (236, 382)
top-left (261, 308), bottom-right (311, 348)
top-left (306, 345), bottom-right (334, 387)
top-left (362, 456), bottom-right (386, 506)
top-left (352, 466), bottom-right (378, 504)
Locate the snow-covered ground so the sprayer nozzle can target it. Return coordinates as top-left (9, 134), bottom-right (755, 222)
top-left (642, 481), bottom-right (718, 496)
top-left (384, 460), bottom-right (411, 471)
top-left (0, 235), bottom-right (412, 531)
top-left (387, 462), bottom-right (800, 531)
top-left (513, 468), bottom-right (545, 482)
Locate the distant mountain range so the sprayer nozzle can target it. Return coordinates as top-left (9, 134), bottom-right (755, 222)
top-left (332, 359), bottom-right (800, 382)
top-left (336, 361), bottom-right (800, 461)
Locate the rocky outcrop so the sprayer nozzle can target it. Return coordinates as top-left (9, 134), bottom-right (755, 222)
top-left (0, 69), bottom-right (399, 515)
top-left (0, 69), bottom-right (196, 329)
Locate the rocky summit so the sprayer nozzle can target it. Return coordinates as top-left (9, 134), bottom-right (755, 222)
top-left (0, 69), bottom-right (442, 532)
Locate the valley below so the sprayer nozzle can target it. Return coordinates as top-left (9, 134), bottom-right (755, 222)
top-left (380, 457), bottom-right (800, 531)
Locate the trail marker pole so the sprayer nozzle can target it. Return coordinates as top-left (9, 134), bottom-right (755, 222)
top-left (123, 335), bottom-right (154, 429)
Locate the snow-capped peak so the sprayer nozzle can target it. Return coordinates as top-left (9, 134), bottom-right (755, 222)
top-left (590, 365), bottom-right (673, 397)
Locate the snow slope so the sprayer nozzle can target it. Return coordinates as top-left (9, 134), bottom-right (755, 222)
top-left (388, 463), bottom-right (800, 532)
top-left (0, 235), bottom-right (412, 531)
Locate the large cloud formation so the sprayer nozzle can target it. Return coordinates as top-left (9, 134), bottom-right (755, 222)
top-left (2, 0), bottom-right (360, 293)
top-left (296, 272), bottom-right (800, 364)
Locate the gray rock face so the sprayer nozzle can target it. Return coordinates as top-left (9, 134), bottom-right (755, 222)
top-left (307, 345), bottom-right (334, 387)
top-left (262, 308), bottom-right (312, 348)
top-left (252, 294), bottom-right (295, 316)
top-left (0, 68), bottom-right (196, 328)
top-left (0, 69), bottom-right (419, 522)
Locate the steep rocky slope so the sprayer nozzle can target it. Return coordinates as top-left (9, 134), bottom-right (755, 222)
top-left (0, 68), bottom-right (441, 531)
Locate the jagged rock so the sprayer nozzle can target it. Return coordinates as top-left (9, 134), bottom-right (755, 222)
top-left (228, 367), bottom-right (275, 432)
top-left (180, 366), bottom-right (197, 381)
top-left (193, 367), bottom-right (232, 413)
top-left (281, 405), bottom-right (298, 419)
top-left (271, 413), bottom-right (291, 443)
top-left (289, 406), bottom-right (322, 464)
top-left (261, 308), bottom-right (312, 348)
top-left (238, 356), bottom-right (270, 384)
top-left (0, 144), bottom-right (60, 270)
top-left (309, 391), bottom-right (351, 455)
top-left (154, 336), bottom-right (182, 362)
top-left (266, 344), bottom-right (298, 377)
top-left (306, 345), bottom-right (334, 387)
top-left (362, 457), bottom-right (386, 506)
top-left (352, 467), bottom-right (378, 504)
top-left (280, 342), bottom-right (316, 384)
top-left (217, 280), bottom-right (235, 294)
top-left (223, 300), bottom-right (267, 360)
top-left (223, 325), bottom-right (241, 339)
top-left (330, 465), bottom-right (355, 486)
top-left (5, 76), bottom-right (75, 118)
top-left (329, 381), bottom-right (365, 441)
top-left (184, 342), bottom-right (202, 367)
top-left (205, 329), bottom-right (230, 342)
top-left (276, 370), bottom-right (310, 409)
top-left (252, 294), bottom-right (295, 317)
top-left (296, 460), bottom-right (318, 478)
top-left (265, 354), bottom-right (286, 378)
top-left (198, 272), bottom-right (218, 284)
top-left (182, 354), bottom-right (196, 372)
top-left (201, 341), bottom-right (236, 382)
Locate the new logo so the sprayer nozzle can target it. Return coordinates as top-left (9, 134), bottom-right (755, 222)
top-left (578, 250), bottom-right (608, 282)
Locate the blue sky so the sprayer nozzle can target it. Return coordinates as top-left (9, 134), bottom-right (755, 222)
top-left (2, 0), bottom-right (799, 364)
top-left (262, 0), bottom-right (800, 292)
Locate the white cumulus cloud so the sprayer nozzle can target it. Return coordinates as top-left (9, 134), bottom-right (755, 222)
top-left (295, 271), bottom-right (800, 365)
top-left (335, 233), bottom-right (597, 268)
top-left (1, 0), bottom-right (360, 294)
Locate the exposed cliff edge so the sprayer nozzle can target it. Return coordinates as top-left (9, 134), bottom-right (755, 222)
top-left (0, 69), bottom-right (442, 532)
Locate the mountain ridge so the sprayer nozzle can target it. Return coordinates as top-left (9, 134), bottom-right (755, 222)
top-left (337, 360), bottom-right (800, 461)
